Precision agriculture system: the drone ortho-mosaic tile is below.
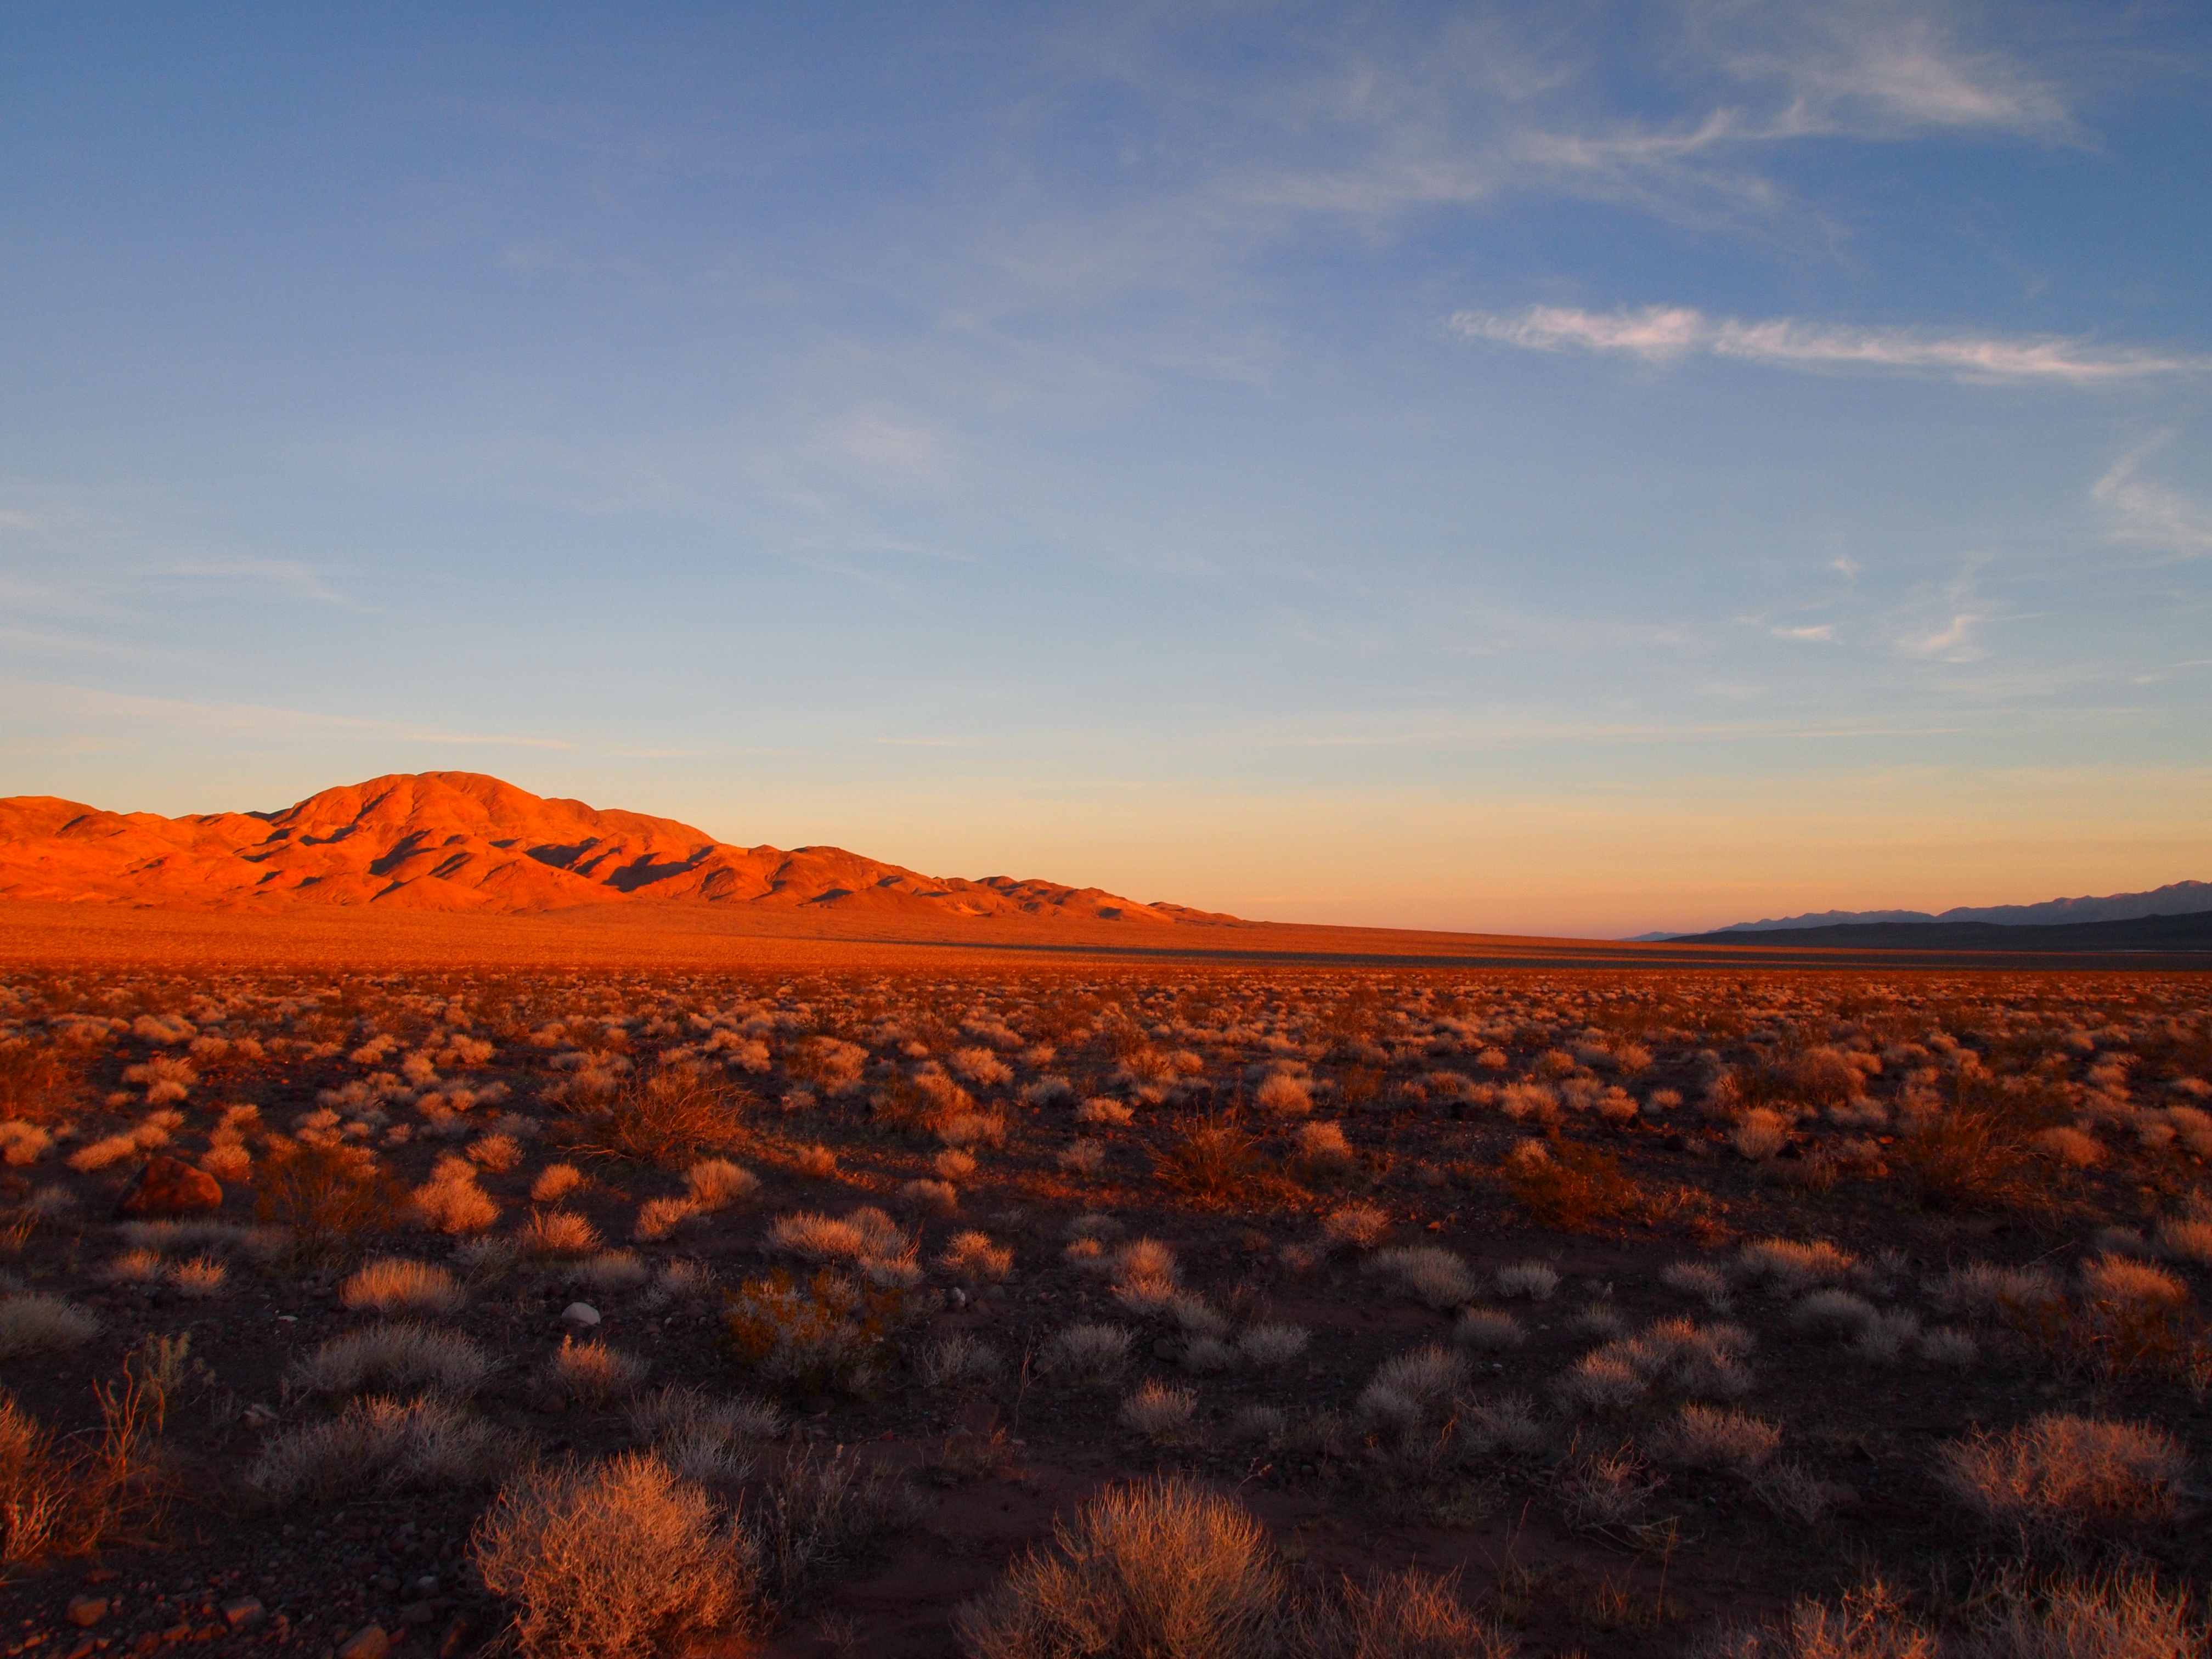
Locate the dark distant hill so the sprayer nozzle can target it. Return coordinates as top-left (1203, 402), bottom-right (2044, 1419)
top-left (1701, 879), bottom-right (2211, 934)
top-left (1666, 911), bottom-right (2212, 952)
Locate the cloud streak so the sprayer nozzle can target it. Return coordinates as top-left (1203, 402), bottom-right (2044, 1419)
top-left (2093, 444), bottom-right (2212, 557)
top-left (1451, 304), bottom-right (2208, 385)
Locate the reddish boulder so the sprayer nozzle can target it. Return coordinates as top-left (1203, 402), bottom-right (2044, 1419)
top-left (114, 1155), bottom-right (223, 1219)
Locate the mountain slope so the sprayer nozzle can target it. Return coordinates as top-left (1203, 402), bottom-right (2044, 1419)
top-left (0, 772), bottom-right (1237, 924)
top-left (1700, 880), bottom-right (2212, 934)
top-left (1664, 912), bottom-right (2212, 952)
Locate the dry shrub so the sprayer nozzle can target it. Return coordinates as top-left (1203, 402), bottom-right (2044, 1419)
top-left (1120, 1380), bottom-right (1197, 1440)
top-left (631, 1197), bottom-right (699, 1242)
top-left (1156, 1119), bottom-right (1265, 1202)
top-left (1493, 1261), bottom-right (1560, 1301)
top-left (1937, 1414), bottom-right (2187, 1555)
top-left (0, 1294), bottom-right (100, 1359)
top-left (746, 1442), bottom-right (924, 1610)
top-left (255, 1141), bottom-right (392, 1259)
top-left (1319, 1204), bottom-right (1390, 1253)
top-left (531, 1163), bottom-right (584, 1204)
top-left (1358, 1345), bottom-right (1467, 1430)
top-left (291, 1323), bottom-right (493, 1398)
top-left (523, 1210), bottom-right (602, 1258)
top-left (2079, 1256), bottom-right (2187, 1308)
top-left (1498, 1142), bottom-right (1645, 1232)
top-left (1736, 1238), bottom-right (1857, 1295)
top-left (939, 1231), bottom-right (1014, 1282)
top-left (953, 1477), bottom-right (1281, 1659)
top-left (917, 1334), bottom-right (1003, 1389)
top-left (558, 1064), bottom-right (749, 1169)
top-left (682, 1159), bottom-right (758, 1211)
top-left (1363, 1245), bottom-right (1478, 1310)
top-left (768, 1207), bottom-right (910, 1267)
top-left (1555, 1443), bottom-right (1661, 1533)
top-left (1454, 1310), bottom-right (1526, 1352)
top-left (1645, 1404), bottom-right (1782, 1475)
top-left (168, 1257), bottom-right (227, 1299)
top-left (473, 1452), bottom-right (757, 1659)
top-left (1, 1392), bottom-right (71, 1565)
top-left (1040, 1323), bottom-right (1133, 1384)
top-left (721, 1268), bottom-right (904, 1397)
top-left (540, 1336), bottom-right (646, 1407)
top-left (1298, 1567), bottom-right (1517, 1659)
top-left (341, 1257), bottom-right (463, 1316)
top-left (245, 1396), bottom-right (512, 1507)
top-left (414, 1163), bottom-right (500, 1235)
top-left (1237, 1323), bottom-right (1310, 1368)
top-left (1974, 1568), bottom-right (2205, 1659)
top-left (1699, 1581), bottom-right (1938, 1659)
top-left (0, 1041), bottom-right (76, 1124)
top-left (1897, 1110), bottom-right (2040, 1212)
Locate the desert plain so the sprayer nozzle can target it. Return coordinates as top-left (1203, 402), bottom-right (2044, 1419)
top-left (1, 780), bottom-right (2208, 1659)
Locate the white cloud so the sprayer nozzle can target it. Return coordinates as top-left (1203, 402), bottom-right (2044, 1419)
top-left (160, 558), bottom-right (358, 606)
top-left (1452, 304), bottom-right (2206, 385)
top-left (1771, 624), bottom-right (1836, 642)
top-left (2092, 444), bottom-right (2212, 557)
top-left (1900, 612), bottom-right (1983, 661)
top-left (814, 405), bottom-right (958, 484)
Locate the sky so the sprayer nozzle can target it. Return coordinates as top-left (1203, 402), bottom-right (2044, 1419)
top-left (4, 2), bottom-right (2210, 938)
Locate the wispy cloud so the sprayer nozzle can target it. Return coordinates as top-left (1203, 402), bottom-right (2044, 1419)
top-left (159, 558), bottom-right (360, 606)
top-left (4, 681), bottom-right (577, 750)
top-left (2092, 442), bottom-right (2212, 557)
top-left (1451, 304), bottom-right (2207, 384)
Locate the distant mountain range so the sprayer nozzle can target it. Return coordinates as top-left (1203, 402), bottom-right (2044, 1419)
top-left (0, 772), bottom-right (1239, 925)
top-left (1622, 881), bottom-right (2212, 943)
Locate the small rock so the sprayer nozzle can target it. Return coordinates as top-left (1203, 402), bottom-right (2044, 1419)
top-left (222, 1596), bottom-right (264, 1628)
top-left (337, 1624), bottom-right (391, 1659)
top-left (561, 1301), bottom-right (601, 1327)
top-left (114, 1155), bottom-right (223, 1220)
top-left (412, 1577), bottom-right (439, 1597)
top-left (66, 1595), bottom-right (108, 1626)
top-left (401, 1601), bottom-right (437, 1626)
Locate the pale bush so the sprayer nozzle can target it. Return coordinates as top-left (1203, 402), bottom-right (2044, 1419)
top-left (67, 1134), bottom-right (140, 1173)
top-left (0, 1295), bottom-right (100, 1359)
top-left (1255, 1073), bottom-right (1312, 1115)
top-left (938, 1231), bottom-right (1013, 1282)
top-left (571, 1251), bottom-right (652, 1294)
top-left (341, 1257), bottom-right (464, 1317)
top-left (901, 1177), bottom-right (960, 1215)
top-left (1364, 1245), bottom-right (1480, 1310)
top-left (933, 1149), bottom-right (977, 1181)
top-left (1645, 1404), bottom-right (1781, 1474)
top-left (1120, 1379), bottom-right (1197, 1440)
top-left (1358, 1345), bottom-right (1467, 1428)
top-left (1462, 1395), bottom-right (1548, 1460)
top-left (1494, 1261), bottom-right (1560, 1301)
top-left (246, 1396), bottom-right (513, 1508)
top-left (101, 1248), bottom-right (166, 1284)
top-left (917, 1334), bottom-right (1003, 1389)
top-left (684, 1160), bottom-right (759, 1211)
top-left (952, 1047), bottom-right (1015, 1087)
top-left (940, 1113), bottom-right (1007, 1149)
top-left (291, 1323), bottom-right (492, 1397)
top-left (1918, 1327), bottom-right (1979, 1369)
top-left (1938, 1414), bottom-right (2187, 1553)
top-left (1793, 1290), bottom-right (1881, 1341)
top-left (0, 1122), bottom-right (52, 1166)
top-left (1751, 1459), bottom-right (1847, 1527)
top-left (1235, 1323), bottom-right (1310, 1368)
top-left (1974, 1568), bottom-right (2207, 1659)
top-left (1041, 1323), bottom-right (1133, 1383)
top-left (469, 1133), bottom-right (524, 1173)
top-left (1304, 1567), bottom-right (1517, 1659)
top-left (626, 1384), bottom-right (782, 1451)
top-left (1057, 1141), bottom-right (1107, 1176)
top-left (1556, 1443), bottom-right (1659, 1531)
top-left (540, 1336), bottom-right (645, 1407)
top-left (1661, 1261), bottom-right (1734, 1310)
top-left (1929, 1261), bottom-right (2064, 1320)
top-left (1075, 1097), bottom-right (1134, 1126)
top-left (744, 1442), bottom-right (925, 1608)
top-left (1293, 1120), bottom-right (1353, 1166)
top-left (768, 1207), bottom-right (909, 1265)
top-left (953, 1479), bottom-right (1281, 1659)
top-left (1454, 1309), bottom-right (1526, 1351)
top-left (473, 1452), bottom-right (756, 1658)
top-left (2157, 1218), bottom-right (2212, 1264)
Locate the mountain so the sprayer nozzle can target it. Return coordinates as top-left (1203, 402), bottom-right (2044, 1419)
top-left (1692, 881), bottom-right (2212, 935)
top-left (0, 772), bottom-right (1239, 924)
top-left (1663, 912), bottom-right (2212, 953)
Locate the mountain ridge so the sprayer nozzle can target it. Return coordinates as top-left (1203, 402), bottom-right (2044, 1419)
top-left (0, 771), bottom-right (1240, 926)
top-left (1627, 880), bottom-right (2212, 941)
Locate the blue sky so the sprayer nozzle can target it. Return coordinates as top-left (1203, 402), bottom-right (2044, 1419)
top-left (4, 2), bottom-right (2209, 936)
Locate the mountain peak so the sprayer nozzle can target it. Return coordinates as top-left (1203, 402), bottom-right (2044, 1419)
top-left (0, 772), bottom-right (1238, 925)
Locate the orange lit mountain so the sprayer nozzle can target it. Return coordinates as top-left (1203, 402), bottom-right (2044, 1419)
top-left (0, 772), bottom-right (1237, 924)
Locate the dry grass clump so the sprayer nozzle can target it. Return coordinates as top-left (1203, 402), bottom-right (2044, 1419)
top-left (953, 1477), bottom-right (1282, 1659)
top-left (917, 1334), bottom-right (1004, 1389)
top-left (722, 1268), bottom-right (904, 1397)
top-left (626, 1384), bottom-right (783, 1451)
top-left (743, 1442), bottom-right (925, 1610)
top-left (569, 1250), bottom-right (652, 1294)
top-left (1936, 1414), bottom-right (2187, 1554)
top-left (1645, 1404), bottom-right (1782, 1474)
top-left (557, 1064), bottom-right (749, 1169)
top-left (1363, 1245), bottom-right (1480, 1310)
top-left (1735, 1238), bottom-right (1856, 1295)
top-left (938, 1231), bottom-right (1014, 1282)
top-left (473, 1451), bottom-right (757, 1658)
top-left (901, 1177), bottom-right (961, 1215)
top-left (767, 1207), bottom-right (912, 1268)
top-left (1454, 1309), bottom-right (1527, 1352)
top-left (523, 1209), bottom-right (603, 1258)
top-left (631, 1197), bottom-right (699, 1242)
top-left (1555, 1443), bottom-right (1661, 1533)
top-left (1557, 1318), bottom-right (1754, 1415)
top-left (0, 1294), bottom-right (100, 1359)
top-left (1236, 1323), bottom-right (1310, 1368)
top-left (1498, 1141), bottom-right (1646, 1231)
top-left (1974, 1569), bottom-right (2207, 1659)
top-left (1358, 1345), bottom-right (1468, 1430)
top-left (539, 1335), bottom-right (646, 1406)
top-left (530, 1163), bottom-right (584, 1204)
top-left (341, 1256), bottom-right (464, 1316)
top-left (1494, 1261), bottom-right (1560, 1301)
top-left (1120, 1379), bottom-right (1198, 1440)
top-left (684, 1159), bottom-right (760, 1210)
top-left (414, 1159), bottom-right (501, 1235)
top-left (1110, 1237), bottom-right (1180, 1313)
top-left (167, 1257), bottom-right (228, 1299)
top-left (291, 1323), bottom-right (493, 1398)
top-left (2079, 1255), bottom-right (2188, 1307)
top-left (1319, 1204), bottom-right (1390, 1253)
top-left (245, 1395), bottom-right (513, 1507)
top-left (1661, 1261), bottom-right (1734, 1310)
top-left (1928, 1261), bottom-right (2064, 1321)
top-left (1041, 1322), bottom-right (1134, 1384)
top-left (1300, 1567), bottom-right (1517, 1659)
